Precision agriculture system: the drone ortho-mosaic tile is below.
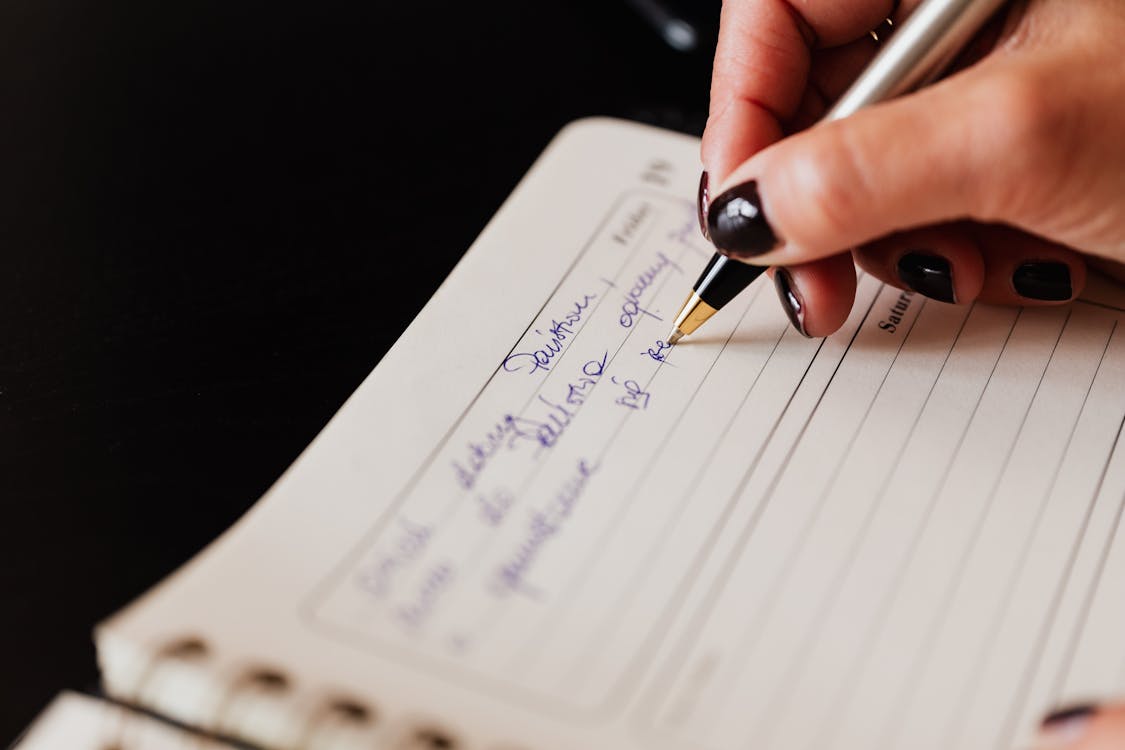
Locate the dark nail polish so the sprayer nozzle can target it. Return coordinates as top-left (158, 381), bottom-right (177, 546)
top-left (706, 180), bottom-right (780, 258)
top-left (1013, 262), bottom-right (1072, 301)
top-left (697, 171), bottom-right (710, 240)
top-left (897, 252), bottom-right (956, 303)
top-left (1038, 703), bottom-right (1096, 747)
top-left (1042, 704), bottom-right (1098, 728)
top-left (774, 269), bottom-right (809, 337)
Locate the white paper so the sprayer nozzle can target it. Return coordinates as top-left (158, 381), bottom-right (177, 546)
top-left (96, 118), bottom-right (1125, 750)
top-left (13, 692), bottom-right (235, 749)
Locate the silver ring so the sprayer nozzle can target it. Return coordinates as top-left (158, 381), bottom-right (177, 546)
top-left (869, 16), bottom-right (895, 43)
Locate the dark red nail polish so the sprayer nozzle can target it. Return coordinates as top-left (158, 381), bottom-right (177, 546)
top-left (706, 180), bottom-right (780, 258)
top-left (774, 269), bottom-right (809, 337)
top-left (697, 171), bottom-right (710, 240)
top-left (1041, 704), bottom-right (1098, 728)
top-left (1038, 703), bottom-right (1097, 746)
top-left (1013, 262), bottom-right (1072, 301)
top-left (897, 251), bottom-right (956, 303)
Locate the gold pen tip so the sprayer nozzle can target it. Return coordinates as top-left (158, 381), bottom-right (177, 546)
top-left (669, 292), bottom-right (720, 340)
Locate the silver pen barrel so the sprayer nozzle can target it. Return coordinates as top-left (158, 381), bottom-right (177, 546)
top-left (827, 0), bottom-right (1009, 121)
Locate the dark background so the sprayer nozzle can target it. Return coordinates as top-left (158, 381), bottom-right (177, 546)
top-left (0, 0), bottom-right (717, 739)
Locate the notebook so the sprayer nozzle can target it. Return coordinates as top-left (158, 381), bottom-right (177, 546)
top-left (26, 118), bottom-right (1125, 750)
top-left (13, 693), bottom-right (236, 750)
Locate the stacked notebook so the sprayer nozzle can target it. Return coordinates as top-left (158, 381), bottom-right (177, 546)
top-left (15, 119), bottom-right (1125, 750)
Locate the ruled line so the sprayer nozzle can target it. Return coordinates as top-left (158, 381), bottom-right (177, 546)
top-left (872, 309), bottom-right (1072, 750)
top-left (996, 320), bottom-right (1123, 748)
top-left (935, 317), bottom-right (1117, 748)
top-left (698, 292), bottom-right (932, 734)
top-left (807, 306), bottom-right (1022, 750)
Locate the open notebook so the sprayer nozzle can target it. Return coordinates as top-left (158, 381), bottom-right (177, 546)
top-left (13, 693), bottom-right (237, 750)
top-left (30, 119), bottom-right (1125, 749)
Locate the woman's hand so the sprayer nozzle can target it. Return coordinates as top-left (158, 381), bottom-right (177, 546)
top-left (700, 0), bottom-right (1125, 337)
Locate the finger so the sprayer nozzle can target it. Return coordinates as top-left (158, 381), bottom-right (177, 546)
top-left (702, 0), bottom-right (900, 183)
top-left (973, 224), bottom-right (1086, 305)
top-left (854, 223), bottom-right (1085, 306)
top-left (770, 253), bottom-right (857, 338)
top-left (853, 224), bottom-right (985, 305)
top-left (788, 2), bottom-right (929, 135)
top-left (1087, 257), bottom-right (1125, 286)
top-left (789, 36), bottom-right (883, 131)
top-left (806, 0), bottom-right (958, 102)
top-left (707, 62), bottom-right (1067, 267)
top-left (1036, 702), bottom-right (1125, 750)
top-left (806, 2), bottom-right (1008, 110)
top-left (808, 34), bottom-right (883, 105)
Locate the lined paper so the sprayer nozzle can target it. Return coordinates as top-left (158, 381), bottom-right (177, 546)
top-left (309, 182), bottom-right (1125, 745)
top-left (97, 119), bottom-right (1125, 750)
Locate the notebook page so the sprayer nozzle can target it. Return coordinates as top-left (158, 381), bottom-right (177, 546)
top-left (96, 118), bottom-right (1125, 750)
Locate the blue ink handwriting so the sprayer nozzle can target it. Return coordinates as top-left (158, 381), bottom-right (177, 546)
top-left (492, 458), bottom-right (599, 598)
top-left (476, 488), bottom-right (514, 527)
top-left (396, 560), bottom-right (455, 630)
top-left (355, 518), bottom-right (432, 600)
top-left (453, 418), bottom-right (520, 491)
top-left (506, 353), bottom-right (608, 453)
top-left (503, 293), bottom-right (597, 375)
top-left (612, 376), bottom-right (651, 411)
top-left (644, 340), bottom-right (671, 362)
top-left (454, 353), bottom-right (608, 488)
top-left (619, 252), bottom-right (681, 328)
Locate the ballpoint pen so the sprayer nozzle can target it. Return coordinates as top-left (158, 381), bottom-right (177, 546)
top-left (665, 0), bottom-right (1010, 346)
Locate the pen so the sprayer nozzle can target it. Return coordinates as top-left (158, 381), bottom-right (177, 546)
top-left (666, 0), bottom-right (1009, 346)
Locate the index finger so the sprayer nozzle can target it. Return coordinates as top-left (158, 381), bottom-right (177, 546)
top-left (703, 0), bottom-right (901, 183)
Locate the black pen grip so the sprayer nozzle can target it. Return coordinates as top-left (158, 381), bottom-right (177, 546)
top-left (692, 253), bottom-right (767, 310)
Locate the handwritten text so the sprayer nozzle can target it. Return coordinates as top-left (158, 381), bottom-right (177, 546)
top-left (619, 252), bottom-right (680, 328)
top-left (644, 340), bottom-right (671, 362)
top-left (612, 376), bottom-right (651, 411)
top-left (356, 519), bottom-right (432, 600)
top-left (454, 353), bottom-right (608, 488)
top-left (492, 458), bottom-right (599, 598)
top-left (506, 353), bottom-right (608, 453)
top-left (503, 293), bottom-right (597, 375)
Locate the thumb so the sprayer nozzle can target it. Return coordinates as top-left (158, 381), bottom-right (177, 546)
top-left (1036, 703), bottom-right (1125, 750)
top-left (706, 62), bottom-right (1061, 266)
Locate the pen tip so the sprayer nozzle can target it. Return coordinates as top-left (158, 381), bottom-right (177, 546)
top-left (666, 329), bottom-right (684, 347)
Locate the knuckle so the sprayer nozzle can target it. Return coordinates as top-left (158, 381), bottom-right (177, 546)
top-left (975, 71), bottom-right (1075, 218)
top-left (784, 126), bottom-right (874, 243)
top-left (983, 73), bottom-right (1066, 154)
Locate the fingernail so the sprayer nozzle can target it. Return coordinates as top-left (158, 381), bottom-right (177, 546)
top-left (897, 251), bottom-right (956, 303)
top-left (1037, 704), bottom-right (1097, 747)
top-left (706, 180), bottom-right (780, 258)
top-left (774, 269), bottom-right (809, 337)
top-left (697, 171), bottom-right (710, 240)
top-left (1013, 262), bottom-right (1072, 301)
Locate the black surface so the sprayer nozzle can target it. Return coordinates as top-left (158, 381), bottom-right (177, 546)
top-left (0, 0), bottom-right (715, 738)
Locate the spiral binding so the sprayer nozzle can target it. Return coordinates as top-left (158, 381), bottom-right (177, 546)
top-left (116, 634), bottom-right (469, 750)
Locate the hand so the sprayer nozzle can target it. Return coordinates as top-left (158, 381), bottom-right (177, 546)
top-left (700, 0), bottom-right (1125, 337)
top-left (1038, 703), bottom-right (1125, 749)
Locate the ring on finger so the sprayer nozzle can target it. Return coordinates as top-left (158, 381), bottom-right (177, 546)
top-left (869, 16), bottom-right (896, 43)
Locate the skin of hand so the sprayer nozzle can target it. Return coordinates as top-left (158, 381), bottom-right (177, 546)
top-left (1037, 703), bottom-right (1125, 750)
top-left (699, 0), bottom-right (1125, 338)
